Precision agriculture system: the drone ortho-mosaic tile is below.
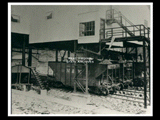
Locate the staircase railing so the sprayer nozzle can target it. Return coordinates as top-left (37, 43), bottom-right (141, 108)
top-left (104, 9), bottom-right (150, 40)
top-left (75, 80), bottom-right (86, 93)
top-left (100, 24), bottom-right (150, 41)
top-left (31, 68), bottom-right (44, 89)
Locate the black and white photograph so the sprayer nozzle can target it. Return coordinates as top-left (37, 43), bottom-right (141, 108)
top-left (8, 2), bottom-right (153, 116)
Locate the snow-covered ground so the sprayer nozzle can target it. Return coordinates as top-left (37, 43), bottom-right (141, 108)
top-left (10, 88), bottom-right (152, 116)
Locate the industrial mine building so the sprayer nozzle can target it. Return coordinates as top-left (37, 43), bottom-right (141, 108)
top-left (10, 4), bottom-right (151, 110)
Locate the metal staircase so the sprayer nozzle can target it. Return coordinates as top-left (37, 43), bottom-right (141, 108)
top-left (31, 68), bottom-right (45, 89)
top-left (106, 8), bottom-right (137, 37)
top-left (99, 8), bottom-right (150, 58)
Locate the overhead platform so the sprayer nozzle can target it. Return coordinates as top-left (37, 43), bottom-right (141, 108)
top-left (100, 24), bottom-right (150, 46)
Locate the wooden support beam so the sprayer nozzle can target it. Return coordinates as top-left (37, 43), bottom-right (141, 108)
top-left (28, 72), bottom-right (30, 84)
top-left (107, 65), bottom-right (108, 82)
top-left (28, 46), bottom-right (32, 83)
top-left (122, 63), bottom-right (124, 82)
top-left (68, 50), bottom-right (70, 57)
top-left (19, 65), bottom-right (22, 84)
top-left (148, 45), bottom-right (151, 104)
top-left (132, 62), bottom-right (135, 85)
top-left (22, 36), bottom-right (26, 66)
top-left (86, 62), bottom-right (88, 94)
top-left (115, 65), bottom-right (116, 79)
top-left (47, 64), bottom-right (49, 75)
top-left (143, 39), bottom-right (147, 108)
top-left (28, 46), bottom-right (32, 66)
top-left (74, 41), bottom-right (77, 92)
top-left (60, 62), bottom-right (61, 82)
top-left (119, 64), bottom-right (120, 81)
top-left (112, 68), bottom-right (113, 83)
top-left (61, 50), bottom-right (66, 62)
top-left (136, 47), bottom-right (138, 63)
top-left (65, 63), bottom-right (66, 85)
top-left (56, 50), bottom-right (58, 62)
top-left (70, 63), bottom-right (72, 86)
top-left (16, 65), bottom-right (19, 85)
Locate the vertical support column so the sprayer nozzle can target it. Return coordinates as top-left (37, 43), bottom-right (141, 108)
top-left (148, 45), bottom-right (150, 104)
top-left (68, 50), bottom-right (70, 57)
top-left (112, 67), bottom-right (113, 84)
top-left (119, 64), bottom-right (120, 81)
top-left (16, 65), bottom-right (19, 86)
top-left (86, 62), bottom-right (88, 94)
top-left (11, 39), bottom-right (13, 64)
top-left (70, 63), bottom-right (72, 86)
top-left (65, 63), bottom-right (66, 85)
top-left (28, 46), bottom-right (32, 66)
top-left (28, 46), bottom-right (32, 83)
top-left (60, 62), bottom-right (61, 82)
top-left (136, 47), bottom-right (138, 63)
top-left (132, 62), bottom-right (135, 86)
top-left (22, 35), bottom-right (26, 66)
top-left (115, 65), bottom-right (116, 80)
top-left (122, 63), bottom-right (124, 82)
top-left (99, 41), bottom-right (102, 55)
top-left (74, 40), bottom-right (77, 92)
top-left (106, 65), bottom-right (108, 83)
top-left (47, 64), bottom-right (49, 75)
top-left (126, 46), bottom-right (128, 60)
top-left (28, 71), bottom-right (30, 84)
top-left (19, 65), bottom-right (22, 84)
top-left (56, 50), bottom-right (58, 62)
top-left (143, 39), bottom-right (147, 108)
top-left (120, 63), bottom-right (124, 82)
top-left (68, 50), bottom-right (71, 85)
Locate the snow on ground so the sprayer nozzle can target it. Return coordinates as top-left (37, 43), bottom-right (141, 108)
top-left (10, 88), bottom-right (150, 115)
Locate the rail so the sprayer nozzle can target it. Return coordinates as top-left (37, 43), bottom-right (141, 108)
top-left (100, 24), bottom-right (150, 40)
top-left (106, 9), bottom-right (139, 29)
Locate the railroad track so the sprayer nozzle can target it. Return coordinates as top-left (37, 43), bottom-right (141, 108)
top-left (108, 89), bottom-right (150, 107)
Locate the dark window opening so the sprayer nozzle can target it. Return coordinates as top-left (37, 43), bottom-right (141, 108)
top-left (11, 14), bottom-right (20, 23)
top-left (46, 11), bottom-right (53, 20)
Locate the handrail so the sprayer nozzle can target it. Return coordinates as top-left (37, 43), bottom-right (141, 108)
top-left (100, 24), bottom-right (150, 40)
top-left (113, 9), bottom-right (139, 30)
top-left (100, 24), bottom-right (147, 31)
top-left (106, 9), bottom-right (141, 33)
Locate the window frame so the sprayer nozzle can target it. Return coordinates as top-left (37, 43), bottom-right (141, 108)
top-left (79, 21), bottom-right (95, 37)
